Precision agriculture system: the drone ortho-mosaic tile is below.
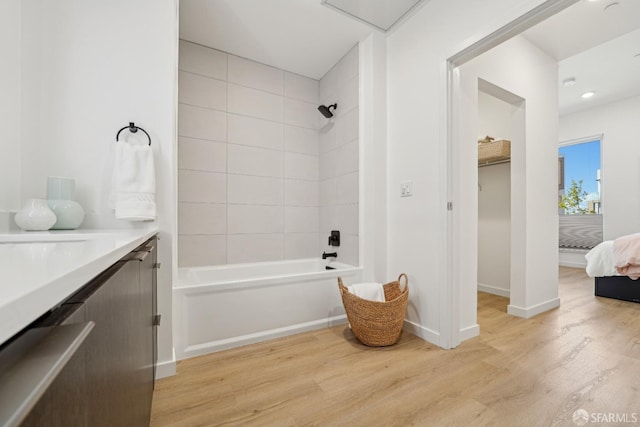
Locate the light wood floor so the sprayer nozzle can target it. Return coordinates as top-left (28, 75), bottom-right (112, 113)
top-left (151, 268), bottom-right (640, 426)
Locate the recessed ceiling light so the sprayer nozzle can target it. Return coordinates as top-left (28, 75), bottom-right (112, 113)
top-left (562, 77), bottom-right (577, 86)
top-left (581, 91), bottom-right (595, 99)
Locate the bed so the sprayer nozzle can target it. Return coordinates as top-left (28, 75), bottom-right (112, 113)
top-left (585, 234), bottom-right (640, 303)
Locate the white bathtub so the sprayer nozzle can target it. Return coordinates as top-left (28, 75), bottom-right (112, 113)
top-left (174, 258), bottom-right (362, 360)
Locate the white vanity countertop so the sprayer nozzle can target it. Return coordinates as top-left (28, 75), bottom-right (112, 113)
top-left (0, 228), bottom-right (158, 345)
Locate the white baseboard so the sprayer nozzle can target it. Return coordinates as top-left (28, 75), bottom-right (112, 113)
top-left (155, 352), bottom-right (177, 379)
top-left (403, 319), bottom-right (441, 346)
top-left (459, 324), bottom-right (480, 341)
top-left (508, 297), bottom-right (560, 318)
top-left (559, 249), bottom-right (588, 268)
top-left (178, 315), bottom-right (348, 360)
top-left (478, 283), bottom-right (510, 298)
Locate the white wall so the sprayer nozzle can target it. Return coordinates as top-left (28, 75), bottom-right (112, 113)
top-left (477, 92), bottom-right (512, 296)
top-left (177, 41), bottom-right (323, 267)
top-left (386, 0), bottom-right (554, 348)
top-left (0, 0), bottom-right (22, 229)
top-left (19, 0), bottom-right (178, 377)
top-left (559, 95), bottom-right (640, 240)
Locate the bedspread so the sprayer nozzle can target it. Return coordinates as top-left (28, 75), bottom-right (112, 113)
top-left (613, 232), bottom-right (640, 280)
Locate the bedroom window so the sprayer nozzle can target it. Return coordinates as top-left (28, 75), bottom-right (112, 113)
top-left (558, 139), bottom-right (601, 215)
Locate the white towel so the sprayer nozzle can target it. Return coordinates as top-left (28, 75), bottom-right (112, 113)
top-left (109, 142), bottom-right (156, 221)
top-left (347, 282), bottom-right (385, 302)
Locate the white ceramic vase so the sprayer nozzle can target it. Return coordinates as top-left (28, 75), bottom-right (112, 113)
top-left (14, 199), bottom-right (57, 231)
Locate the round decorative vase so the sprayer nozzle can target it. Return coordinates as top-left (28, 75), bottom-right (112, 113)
top-left (46, 176), bottom-right (85, 230)
top-left (14, 199), bottom-right (57, 231)
top-left (47, 199), bottom-right (85, 230)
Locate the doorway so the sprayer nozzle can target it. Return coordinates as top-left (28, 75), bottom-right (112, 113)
top-left (446, 0), bottom-right (579, 347)
top-left (476, 83), bottom-right (525, 304)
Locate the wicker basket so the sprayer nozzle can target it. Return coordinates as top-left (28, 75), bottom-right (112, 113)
top-left (338, 274), bottom-right (409, 347)
top-left (478, 139), bottom-right (511, 164)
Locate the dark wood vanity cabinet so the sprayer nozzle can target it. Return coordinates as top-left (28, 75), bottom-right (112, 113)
top-left (13, 236), bottom-right (158, 427)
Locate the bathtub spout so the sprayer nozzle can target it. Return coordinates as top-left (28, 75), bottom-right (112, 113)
top-left (322, 251), bottom-right (337, 259)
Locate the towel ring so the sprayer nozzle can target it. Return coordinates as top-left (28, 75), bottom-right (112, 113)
top-left (116, 122), bottom-right (151, 146)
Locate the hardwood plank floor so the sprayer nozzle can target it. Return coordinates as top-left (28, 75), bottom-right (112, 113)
top-left (151, 268), bottom-right (640, 426)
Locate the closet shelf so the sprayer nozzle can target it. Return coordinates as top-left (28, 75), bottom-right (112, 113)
top-left (478, 158), bottom-right (510, 167)
top-left (478, 138), bottom-right (510, 167)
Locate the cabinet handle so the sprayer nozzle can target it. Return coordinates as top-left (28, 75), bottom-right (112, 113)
top-left (0, 322), bottom-right (94, 427)
top-left (123, 251), bottom-right (149, 262)
top-left (153, 315), bottom-right (162, 326)
top-left (152, 262), bottom-right (161, 269)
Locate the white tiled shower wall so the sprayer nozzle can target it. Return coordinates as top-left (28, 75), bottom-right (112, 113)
top-left (319, 45), bottom-right (359, 266)
top-left (177, 40), bottom-right (358, 267)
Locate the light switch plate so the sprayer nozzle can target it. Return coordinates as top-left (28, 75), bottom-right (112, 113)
top-left (400, 181), bottom-right (413, 197)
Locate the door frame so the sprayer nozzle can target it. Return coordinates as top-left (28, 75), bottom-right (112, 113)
top-left (445, 0), bottom-right (580, 348)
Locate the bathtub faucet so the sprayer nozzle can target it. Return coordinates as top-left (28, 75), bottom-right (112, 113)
top-left (322, 251), bottom-right (337, 259)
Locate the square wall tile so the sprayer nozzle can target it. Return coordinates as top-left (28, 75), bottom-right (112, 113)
top-left (285, 206), bottom-right (319, 233)
top-left (228, 114), bottom-right (283, 151)
top-left (228, 144), bottom-right (283, 178)
top-left (178, 234), bottom-right (227, 267)
top-left (319, 66), bottom-right (338, 105)
top-left (285, 233), bottom-right (321, 259)
top-left (178, 104), bottom-right (226, 141)
top-left (319, 205), bottom-right (358, 237)
top-left (285, 125), bottom-right (318, 155)
top-left (336, 172), bottom-right (359, 205)
top-left (335, 106), bottom-right (359, 147)
top-left (335, 233), bottom-right (359, 267)
top-left (178, 71), bottom-right (226, 111)
top-left (284, 72), bottom-right (318, 103)
top-left (334, 140), bottom-right (359, 177)
top-left (334, 204), bottom-right (359, 235)
top-left (227, 234), bottom-right (284, 264)
top-left (179, 40), bottom-right (227, 80)
top-left (337, 75), bottom-right (359, 115)
top-left (318, 121), bottom-right (337, 154)
top-left (178, 137), bottom-right (226, 173)
top-left (178, 170), bottom-right (226, 203)
top-left (319, 178), bottom-right (337, 206)
top-left (319, 149), bottom-right (338, 181)
top-left (228, 205), bottom-right (284, 234)
top-left (285, 152), bottom-right (318, 181)
top-left (178, 203), bottom-right (226, 235)
top-left (285, 179), bottom-right (319, 207)
top-left (228, 175), bottom-right (283, 205)
top-left (228, 83), bottom-right (284, 123)
top-left (285, 98), bottom-right (320, 129)
top-left (228, 55), bottom-right (284, 95)
top-left (337, 45), bottom-right (359, 87)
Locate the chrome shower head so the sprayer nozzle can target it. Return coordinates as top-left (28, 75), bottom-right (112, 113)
top-left (318, 103), bottom-right (337, 118)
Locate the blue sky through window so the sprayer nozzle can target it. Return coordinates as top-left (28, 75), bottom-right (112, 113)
top-left (559, 140), bottom-right (601, 206)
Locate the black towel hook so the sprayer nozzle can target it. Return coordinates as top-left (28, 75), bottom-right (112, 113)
top-left (116, 122), bottom-right (151, 146)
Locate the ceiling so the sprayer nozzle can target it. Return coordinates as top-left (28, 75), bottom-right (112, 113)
top-left (179, 0), bottom-right (374, 80)
top-left (522, 0), bottom-right (640, 115)
top-left (180, 0), bottom-right (640, 114)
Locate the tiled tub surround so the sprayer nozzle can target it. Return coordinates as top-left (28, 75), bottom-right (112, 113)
top-left (177, 41), bottom-right (359, 267)
top-left (319, 45), bottom-right (359, 267)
